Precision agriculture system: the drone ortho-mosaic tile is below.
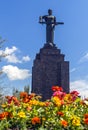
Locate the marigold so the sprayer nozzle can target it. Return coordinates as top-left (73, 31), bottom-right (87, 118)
top-left (71, 116), bottom-right (81, 126)
top-left (57, 111), bottom-right (64, 116)
top-left (0, 112), bottom-right (12, 120)
top-left (22, 98), bottom-right (29, 103)
top-left (0, 113), bottom-right (5, 120)
top-left (84, 118), bottom-right (88, 125)
top-left (31, 117), bottom-right (41, 125)
top-left (84, 113), bottom-right (88, 119)
top-left (64, 94), bottom-right (73, 103)
top-left (17, 111), bottom-right (26, 118)
top-left (45, 101), bottom-right (51, 107)
top-left (29, 100), bottom-right (39, 106)
top-left (1, 104), bottom-right (7, 108)
top-left (20, 92), bottom-right (28, 98)
top-left (83, 113), bottom-right (88, 125)
top-left (60, 120), bottom-right (68, 127)
top-left (52, 97), bottom-right (62, 106)
top-left (27, 106), bottom-right (32, 111)
top-left (39, 102), bottom-right (46, 107)
top-left (6, 96), bottom-right (20, 106)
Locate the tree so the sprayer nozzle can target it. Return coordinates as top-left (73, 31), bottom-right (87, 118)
top-left (0, 37), bottom-right (7, 105)
top-left (24, 85), bottom-right (30, 94)
top-left (12, 85), bottom-right (30, 99)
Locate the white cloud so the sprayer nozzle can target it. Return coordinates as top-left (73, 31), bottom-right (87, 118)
top-left (22, 55), bottom-right (31, 62)
top-left (5, 54), bottom-right (22, 63)
top-left (2, 65), bottom-right (31, 80)
top-left (0, 46), bottom-right (18, 56)
top-left (79, 52), bottom-right (88, 63)
top-left (70, 79), bottom-right (88, 98)
top-left (0, 46), bottom-right (31, 63)
top-left (4, 46), bottom-right (22, 63)
top-left (4, 46), bottom-right (18, 55)
top-left (0, 46), bottom-right (21, 63)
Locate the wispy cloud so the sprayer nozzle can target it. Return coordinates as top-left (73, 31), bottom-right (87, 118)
top-left (70, 68), bottom-right (76, 73)
top-left (79, 52), bottom-right (88, 63)
top-left (0, 46), bottom-right (31, 63)
top-left (70, 79), bottom-right (88, 98)
top-left (2, 65), bottom-right (31, 80)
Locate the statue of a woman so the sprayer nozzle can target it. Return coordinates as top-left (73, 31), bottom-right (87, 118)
top-left (39, 9), bottom-right (64, 45)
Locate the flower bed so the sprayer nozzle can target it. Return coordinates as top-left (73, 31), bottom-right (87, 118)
top-left (0, 86), bottom-right (88, 130)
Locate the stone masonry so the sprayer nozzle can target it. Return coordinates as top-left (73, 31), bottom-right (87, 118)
top-left (32, 44), bottom-right (69, 100)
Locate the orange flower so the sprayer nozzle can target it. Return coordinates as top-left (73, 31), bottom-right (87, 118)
top-left (83, 113), bottom-right (88, 125)
top-left (0, 112), bottom-right (12, 120)
top-left (31, 117), bottom-right (41, 125)
top-left (3, 112), bottom-right (9, 117)
top-left (20, 92), bottom-right (28, 98)
top-left (60, 120), bottom-right (68, 127)
top-left (0, 113), bottom-right (5, 120)
top-left (57, 111), bottom-right (64, 116)
top-left (45, 101), bottom-right (51, 107)
top-left (84, 118), bottom-right (88, 125)
top-left (23, 98), bottom-right (29, 103)
top-left (5, 96), bottom-right (20, 106)
top-left (84, 113), bottom-right (88, 119)
top-left (27, 106), bottom-right (32, 111)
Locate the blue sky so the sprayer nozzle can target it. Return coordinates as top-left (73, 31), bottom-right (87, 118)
top-left (0, 0), bottom-right (88, 97)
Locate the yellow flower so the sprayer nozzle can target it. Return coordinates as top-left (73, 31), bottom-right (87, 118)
top-left (42, 117), bottom-right (46, 121)
top-left (17, 111), bottom-right (26, 118)
top-left (71, 116), bottom-right (81, 126)
top-left (29, 100), bottom-right (39, 106)
top-left (1, 104), bottom-right (7, 108)
top-left (64, 94), bottom-right (72, 102)
top-left (39, 102), bottom-right (46, 107)
top-left (52, 97), bottom-right (62, 106)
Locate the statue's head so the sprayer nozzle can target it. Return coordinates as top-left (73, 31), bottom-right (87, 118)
top-left (48, 9), bottom-right (52, 15)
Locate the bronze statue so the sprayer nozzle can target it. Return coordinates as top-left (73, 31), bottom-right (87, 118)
top-left (39, 9), bottom-right (64, 46)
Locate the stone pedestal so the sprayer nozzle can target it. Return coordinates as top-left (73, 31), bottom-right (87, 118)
top-left (32, 44), bottom-right (69, 101)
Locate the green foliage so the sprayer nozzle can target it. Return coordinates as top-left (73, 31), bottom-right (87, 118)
top-left (0, 87), bottom-right (88, 129)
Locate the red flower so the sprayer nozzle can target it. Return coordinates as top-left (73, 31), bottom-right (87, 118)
top-left (70, 91), bottom-right (79, 101)
top-left (70, 91), bottom-right (79, 96)
top-left (52, 86), bottom-right (63, 91)
top-left (57, 111), bottom-right (64, 116)
top-left (84, 113), bottom-right (88, 119)
top-left (6, 96), bottom-right (20, 106)
top-left (84, 118), bottom-right (88, 125)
